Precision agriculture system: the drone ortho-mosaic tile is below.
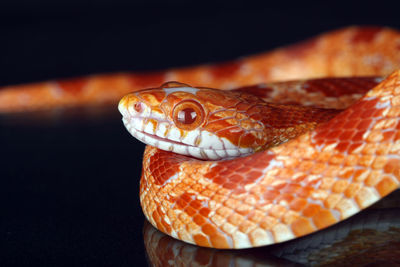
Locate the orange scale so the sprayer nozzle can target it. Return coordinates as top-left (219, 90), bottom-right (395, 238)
top-left (310, 162), bottom-right (327, 175)
top-left (269, 205), bottom-right (287, 219)
top-left (227, 174), bottom-right (244, 183)
top-left (238, 220), bottom-right (256, 234)
top-left (222, 182), bottom-right (238, 190)
top-left (325, 129), bottom-right (344, 140)
top-left (208, 164), bottom-right (225, 173)
top-left (281, 183), bottom-right (302, 194)
top-left (247, 210), bottom-right (265, 223)
top-left (289, 198), bottom-right (308, 212)
top-left (388, 106), bottom-right (400, 118)
top-left (297, 160), bottom-right (315, 172)
top-left (252, 154), bottom-right (276, 168)
top-left (315, 151), bottom-right (333, 162)
top-left (357, 119), bottom-right (374, 131)
top-left (291, 217), bottom-right (315, 237)
top-left (247, 106), bottom-right (263, 115)
top-left (329, 119), bottom-right (348, 130)
top-left (238, 133), bottom-right (257, 147)
top-left (276, 167), bottom-right (295, 178)
top-left (184, 206), bottom-right (197, 217)
top-left (209, 233), bottom-right (230, 249)
top-left (312, 210), bottom-right (337, 229)
top-left (383, 158), bottom-right (400, 179)
top-left (282, 211), bottom-right (301, 225)
top-left (372, 108), bottom-right (385, 117)
top-left (344, 183), bottom-right (362, 198)
top-left (250, 113), bottom-right (264, 121)
top-left (361, 98), bottom-right (380, 109)
top-left (227, 213), bottom-right (245, 226)
top-left (180, 192), bottom-right (194, 203)
top-left (213, 177), bottom-right (225, 185)
top-left (358, 154), bottom-right (375, 167)
top-left (190, 183), bottom-right (204, 192)
top-left (245, 171), bottom-right (263, 181)
top-left (193, 214), bottom-right (207, 226)
top-left (361, 108), bottom-right (377, 118)
top-left (235, 166), bottom-right (252, 173)
top-left (323, 193), bottom-right (343, 209)
top-left (160, 218), bottom-right (172, 234)
top-left (348, 142), bottom-right (363, 154)
top-left (361, 143), bottom-right (378, 155)
top-left (308, 177), bottom-right (324, 187)
top-left (262, 190), bottom-right (280, 201)
top-left (190, 200), bottom-right (203, 210)
top-left (193, 233), bottom-right (211, 247)
top-left (347, 108), bottom-right (363, 119)
top-left (218, 169), bottom-right (235, 177)
top-left (176, 198), bottom-right (189, 210)
top-left (223, 162), bottom-right (243, 171)
top-left (376, 176), bottom-right (399, 196)
top-left (335, 141), bottom-right (351, 153)
top-left (302, 203), bottom-right (322, 217)
top-left (338, 130), bottom-right (356, 141)
top-left (372, 156), bottom-right (388, 169)
top-left (364, 170), bottom-right (382, 187)
top-left (342, 119), bottom-right (360, 130)
top-left (338, 167), bottom-right (356, 179)
top-left (383, 130), bottom-right (396, 141)
top-left (332, 180), bottom-right (350, 193)
top-left (235, 204), bottom-right (253, 217)
top-left (275, 193), bottom-right (295, 204)
top-left (199, 207), bottom-right (211, 217)
top-left (259, 216), bottom-right (279, 230)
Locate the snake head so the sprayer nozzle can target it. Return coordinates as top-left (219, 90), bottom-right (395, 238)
top-left (118, 82), bottom-right (270, 160)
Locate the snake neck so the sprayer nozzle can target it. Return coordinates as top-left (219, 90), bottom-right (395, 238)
top-left (253, 103), bottom-right (341, 151)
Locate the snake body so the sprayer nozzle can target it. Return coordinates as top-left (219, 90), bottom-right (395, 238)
top-left (119, 73), bottom-right (400, 249)
top-left (1, 26), bottom-right (400, 113)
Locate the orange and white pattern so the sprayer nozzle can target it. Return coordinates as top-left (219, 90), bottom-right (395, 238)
top-left (136, 72), bottom-right (400, 248)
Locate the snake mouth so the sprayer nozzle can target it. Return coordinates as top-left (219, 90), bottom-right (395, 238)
top-left (122, 116), bottom-right (253, 160)
top-left (135, 128), bottom-right (189, 147)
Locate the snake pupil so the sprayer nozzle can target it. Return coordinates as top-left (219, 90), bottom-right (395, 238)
top-left (178, 108), bottom-right (197, 124)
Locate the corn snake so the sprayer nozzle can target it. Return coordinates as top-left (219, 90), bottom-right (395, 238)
top-left (3, 26), bottom-right (400, 249)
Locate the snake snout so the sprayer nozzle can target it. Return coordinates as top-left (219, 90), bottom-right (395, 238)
top-left (118, 94), bottom-right (146, 118)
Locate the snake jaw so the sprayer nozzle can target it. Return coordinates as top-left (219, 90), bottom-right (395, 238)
top-left (120, 113), bottom-right (253, 160)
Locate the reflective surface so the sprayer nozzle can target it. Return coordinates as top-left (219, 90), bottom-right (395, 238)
top-left (144, 191), bottom-right (400, 266)
top-left (1, 107), bottom-right (147, 265)
top-left (3, 101), bottom-right (400, 266)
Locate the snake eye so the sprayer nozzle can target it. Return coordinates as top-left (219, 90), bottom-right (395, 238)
top-left (172, 100), bottom-right (205, 130)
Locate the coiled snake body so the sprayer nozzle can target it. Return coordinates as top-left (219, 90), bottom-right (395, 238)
top-left (119, 73), bottom-right (400, 249)
top-left (3, 26), bottom-right (400, 249)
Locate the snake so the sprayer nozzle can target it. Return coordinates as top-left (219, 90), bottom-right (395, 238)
top-left (118, 73), bottom-right (400, 249)
top-left (3, 26), bottom-right (400, 249)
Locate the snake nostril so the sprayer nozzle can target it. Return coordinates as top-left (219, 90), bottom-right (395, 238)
top-left (134, 102), bottom-right (144, 113)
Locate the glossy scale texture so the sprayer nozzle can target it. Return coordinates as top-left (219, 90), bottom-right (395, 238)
top-left (138, 71), bottom-right (400, 248)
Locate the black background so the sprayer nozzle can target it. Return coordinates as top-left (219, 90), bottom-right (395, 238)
top-left (1, 1), bottom-right (400, 266)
